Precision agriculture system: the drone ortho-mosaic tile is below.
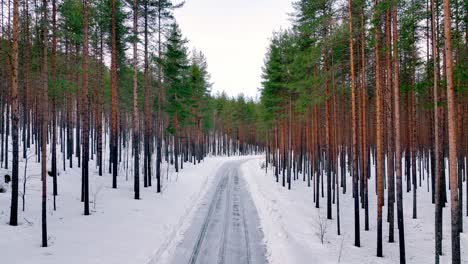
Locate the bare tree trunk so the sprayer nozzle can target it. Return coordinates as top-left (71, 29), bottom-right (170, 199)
top-left (431, 0), bottom-right (443, 261)
top-left (442, 1), bottom-right (461, 262)
top-left (360, 7), bottom-right (369, 231)
top-left (41, 0), bottom-right (49, 247)
top-left (9, 0), bottom-right (19, 227)
top-left (51, 0), bottom-right (58, 210)
top-left (156, 2), bottom-right (164, 193)
top-left (349, 0), bottom-right (360, 247)
top-left (374, 0), bottom-right (384, 257)
top-left (110, 0), bottom-right (118, 188)
top-left (82, 0), bottom-right (90, 215)
top-left (97, 32), bottom-right (103, 176)
top-left (392, 6), bottom-right (406, 263)
top-left (133, 0), bottom-right (140, 200)
top-left (143, 0), bottom-right (151, 188)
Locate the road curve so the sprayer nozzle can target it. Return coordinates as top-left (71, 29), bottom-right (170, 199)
top-left (170, 160), bottom-right (268, 264)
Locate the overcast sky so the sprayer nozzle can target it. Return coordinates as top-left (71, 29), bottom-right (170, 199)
top-left (174, 0), bottom-right (294, 99)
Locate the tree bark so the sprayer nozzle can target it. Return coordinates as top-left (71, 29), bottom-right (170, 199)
top-left (442, 1), bottom-right (461, 262)
top-left (133, 0), bottom-right (140, 200)
top-left (41, 0), bottom-right (49, 247)
top-left (392, 6), bottom-right (406, 263)
top-left (82, 0), bottom-right (90, 215)
top-left (111, 0), bottom-right (118, 188)
top-left (9, 0), bottom-right (19, 227)
top-left (349, 0), bottom-right (360, 247)
top-left (374, 0), bottom-right (384, 257)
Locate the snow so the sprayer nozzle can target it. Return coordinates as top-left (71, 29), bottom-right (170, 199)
top-left (240, 157), bottom-right (468, 264)
top-left (0, 147), bottom-right (251, 264)
top-left (2, 145), bottom-right (466, 264)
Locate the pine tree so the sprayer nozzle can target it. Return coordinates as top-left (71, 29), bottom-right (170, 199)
top-left (374, 0), bottom-right (384, 257)
top-left (163, 22), bottom-right (190, 172)
top-left (442, 0), bottom-right (461, 262)
top-left (41, 0), bottom-right (49, 247)
top-left (82, 0), bottom-right (90, 215)
top-left (133, 0), bottom-right (140, 200)
top-left (348, 0), bottom-right (360, 248)
top-left (392, 3), bottom-right (406, 263)
top-left (8, 0), bottom-right (19, 227)
top-left (110, 0), bottom-right (119, 188)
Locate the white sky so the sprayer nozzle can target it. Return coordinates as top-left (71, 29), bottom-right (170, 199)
top-left (174, 0), bottom-right (294, 99)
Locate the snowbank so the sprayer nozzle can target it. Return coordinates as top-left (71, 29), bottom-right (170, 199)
top-left (241, 157), bottom-right (468, 264)
top-left (0, 154), bottom-right (250, 264)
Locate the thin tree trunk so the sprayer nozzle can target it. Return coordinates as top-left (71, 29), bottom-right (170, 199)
top-left (9, 0), bottom-right (19, 226)
top-left (431, 0), bottom-right (443, 261)
top-left (392, 6), bottom-right (406, 263)
top-left (133, 0), bottom-right (140, 200)
top-left (110, 0), bottom-right (118, 188)
top-left (374, 0), bottom-right (384, 256)
top-left (51, 0), bottom-right (58, 210)
top-left (82, 0), bottom-right (90, 215)
top-left (349, 0), bottom-right (360, 247)
top-left (442, 1), bottom-right (461, 262)
top-left (41, 0), bottom-right (49, 247)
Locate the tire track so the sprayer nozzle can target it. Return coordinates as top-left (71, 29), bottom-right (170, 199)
top-left (239, 173), bottom-right (251, 264)
top-left (180, 160), bottom-right (266, 264)
top-left (188, 172), bottom-right (229, 264)
top-left (217, 170), bottom-right (233, 264)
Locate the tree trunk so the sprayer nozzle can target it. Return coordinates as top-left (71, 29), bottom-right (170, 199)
top-left (374, 0), bottom-right (384, 256)
top-left (392, 6), bottom-right (406, 263)
top-left (9, 0), bottom-right (19, 226)
top-left (442, 1), bottom-right (461, 262)
top-left (51, 0), bottom-right (58, 210)
top-left (110, 0), bottom-right (118, 188)
top-left (349, 0), bottom-right (360, 247)
top-left (133, 0), bottom-right (140, 199)
top-left (431, 0), bottom-right (443, 261)
top-left (41, 0), bottom-right (49, 247)
top-left (82, 0), bottom-right (90, 215)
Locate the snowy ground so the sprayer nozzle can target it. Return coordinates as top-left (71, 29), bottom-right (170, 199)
top-left (240, 157), bottom-right (468, 264)
top-left (2, 151), bottom-right (467, 264)
top-left (0, 151), bottom-right (253, 264)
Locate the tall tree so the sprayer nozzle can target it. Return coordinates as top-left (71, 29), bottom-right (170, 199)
top-left (133, 0), bottom-right (140, 199)
top-left (163, 22), bottom-right (190, 172)
top-left (110, 0), bottom-right (118, 188)
top-left (8, 0), bottom-right (19, 227)
top-left (374, 0), bottom-right (384, 257)
top-left (392, 3), bottom-right (406, 263)
top-left (431, 0), bottom-right (443, 261)
top-left (82, 0), bottom-right (90, 215)
top-left (154, 0), bottom-right (184, 193)
top-left (51, 0), bottom-right (58, 210)
top-left (41, 0), bottom-right (49, 248)
top-left (349, 0), bottom-right (360, 248)
top-left (442, 0), bottom-right (461, 262)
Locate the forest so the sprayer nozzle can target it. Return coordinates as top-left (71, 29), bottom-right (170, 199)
top-left (0, 0), bottom-right (467, 263)
top-left (259, 0), bottom-right (466, 263)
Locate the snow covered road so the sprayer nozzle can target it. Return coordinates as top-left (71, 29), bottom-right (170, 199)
top-left (168, 160), bottom-right (268, 264)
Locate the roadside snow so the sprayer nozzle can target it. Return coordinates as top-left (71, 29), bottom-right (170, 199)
top-left (241, 157), bottom-right (468, 264)
top-left (0, 151), bottom-right (251, 264)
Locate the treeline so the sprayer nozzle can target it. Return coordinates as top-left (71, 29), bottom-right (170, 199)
top-left (259, 0), bottom-right (466, 263)
top-left (0, 0), bottom-right (262, 248)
